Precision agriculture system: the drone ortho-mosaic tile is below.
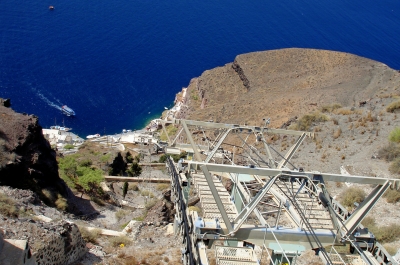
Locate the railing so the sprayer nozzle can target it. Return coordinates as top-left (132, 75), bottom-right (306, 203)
top-left (166, 156), bottom-right (196, 265)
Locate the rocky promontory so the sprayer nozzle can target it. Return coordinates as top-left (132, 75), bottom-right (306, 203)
top-left (178, 48), bottom-right (400, 127)
top-left (0, 99), bottom-right (67, 207)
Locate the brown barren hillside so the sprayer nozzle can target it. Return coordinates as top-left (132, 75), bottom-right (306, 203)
top-left (181, 48), bottom-right (400, 127)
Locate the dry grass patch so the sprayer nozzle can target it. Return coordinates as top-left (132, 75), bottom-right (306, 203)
top-left (290, 111), bottom-right (329, 131)
top-left (55, 195), bottom-right (68, 211)
top-left (0, 193), bottom-right (18, 217)
top-left (78, 226), bottom-right (101, 244)
top-left (383, 244), bottom-right (398, 255)
top-left (320, 103), bottom-right (342, 113)
top-left (386, 100), bottom-right (400, 112)
top-left (383, 189), bottom-right (400, 203)
top-left (389, 158), bottom-right (400, 174)
top-left (140, 190), bottom-right (154, 198)
top-left (145, 199), bottom-right (157, 210)
top-left (109, 235), bottom-right (132, 247)
top-left (115, 209), bottom-right (128, 221)
top-left (360, 217), bottom-right (400, 243)
top-left (333, 128), bottom-right (342, 139)
top-left (340, 187), bottom-right (366, 209)
top-left (334, 108), bottom-right (353, 115)
top-left (156, 183), bottom-right (170, 191)
top-left (128, 183), bottom-right (139, 191)
top-left (389, 127), bottom-right (400, 143)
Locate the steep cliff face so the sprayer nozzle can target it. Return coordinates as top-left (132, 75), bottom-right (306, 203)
top-left (180, 48), bottom-right (400, 127)
top-left (0, 98), bottom-right (67, 204)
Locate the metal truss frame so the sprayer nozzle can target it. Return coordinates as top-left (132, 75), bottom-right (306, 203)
top-left (164, 119), bottom-right (400, 265)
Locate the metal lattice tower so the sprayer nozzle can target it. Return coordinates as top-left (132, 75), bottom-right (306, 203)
top-left (164, 119), bottom-right (400, 265)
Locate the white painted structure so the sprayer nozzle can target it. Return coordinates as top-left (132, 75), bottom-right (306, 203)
top-left (42, 129), bottom-right (84, 147)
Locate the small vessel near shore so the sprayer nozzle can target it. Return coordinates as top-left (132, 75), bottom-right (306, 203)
top-left (86, 134), bottom-right (100, 139)
top-left (50, 125), bottom-right (71, 131)
top-left (61, 105), bottom-right (75, 116)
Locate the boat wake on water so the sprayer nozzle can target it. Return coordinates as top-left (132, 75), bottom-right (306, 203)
top-left (31, 87), bottom-right (75, 116)
top-left (32, 87), bottom-right (62, 111)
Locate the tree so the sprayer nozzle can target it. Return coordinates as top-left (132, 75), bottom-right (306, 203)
top-left (109, 153), bottom-right (127, 176)
top-left (58, 154), bottom-right (79, 177)
top-left (76, 166), bottom-right (104, 195)
top-left (122, 182), bottom-right (128, 198)
top-left (125, 151), bottom-right (133, 163)
top-left (127, 162), bottom-right (142, 177)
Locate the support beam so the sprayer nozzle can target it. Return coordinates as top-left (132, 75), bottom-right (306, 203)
top-left (233, 175), bottom-right (281, 232)
top-left (229, 173), bottom-right (267, 226)
top-left (182, 120), bottom-right (202, 161)
top-left (260, 133), bottom-right (275, 168)
top-left (277, 133), bottom-right (307, 169)
top-left (172, 119), bottom-right (314, 137)
top-left (201, 165), bottom-right (234, 232)
top-left (342, 181), bottom-right (391, 236)
top-left (205, 129), bottom-right (232, 163)
top-left (161, 122), bottom-right (172, 145)
top-left (185, 162), bottom-right (400, 187)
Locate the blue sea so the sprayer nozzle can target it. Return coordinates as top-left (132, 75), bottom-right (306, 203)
top-left (1, 0), bottom-right (399, 137)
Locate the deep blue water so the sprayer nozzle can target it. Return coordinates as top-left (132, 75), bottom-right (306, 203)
top-left (1, 0), bottom-right (400, 137)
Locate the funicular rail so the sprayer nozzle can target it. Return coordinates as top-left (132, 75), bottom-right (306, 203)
top-left (167, 157), bottom-right (196, 265)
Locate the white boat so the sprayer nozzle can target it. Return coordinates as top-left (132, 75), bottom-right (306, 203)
top-left (50, 125), bottom-right (71, 131)
top-left (61, 105), bottom-right (75, 116)
top-left (86, 134), bottom-right (100, 139)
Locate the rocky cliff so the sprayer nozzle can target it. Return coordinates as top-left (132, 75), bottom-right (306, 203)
top-left (179, 48), bottom-right (400, 127)
top-left (0, 99), bottom-right (67, 206)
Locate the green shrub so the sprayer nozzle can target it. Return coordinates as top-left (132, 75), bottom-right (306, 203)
top-left (120, 221), bottom-right (130, 229)
top-left (109, 235), bottom-right (132, 247)
top-left (0, 193), bottom-right (18, 217)
top-left (78, 226), bottom-right (101, 244)
top-left (129, 183), bottom-right (139, 191)
top-left (133, 216), bottom-right (145, 221)
top-left (125, 151), bottom-right (134, 163)
top-left (115, 209), bottom-right (128, 221)
top-left (320, 103), bottom-right (342, 113)
top-left (64, 144), bottom-right (75, 150)
top-left (389, 128), bottom-right (400, 143)
top-left (171, 151), bottom-right (187, 162)
top-left (78, 159), bottom-right (92, 167)
top-left (290, 111), bottom-right (329, 131)
top-left (127, 162), bottom-right (142, 177)
top-left (159, 154), bottom-right (167, 163)
top-left (59, 171), bottom-right (76, 190)
top-left (383, 189), bottom-right (400, 203)
top-left (91, 196), bottom-right (105, 206)
top-left (58, 154), bottom-right (79, 177)
top-left (159, 125), bottom-right (178, 141)
top-left (76, 166), bottom-right (104, 193)
top-left (340, 187), bottom-right (366, 209)
top-left (386, 100), bottom-right (400, 113)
